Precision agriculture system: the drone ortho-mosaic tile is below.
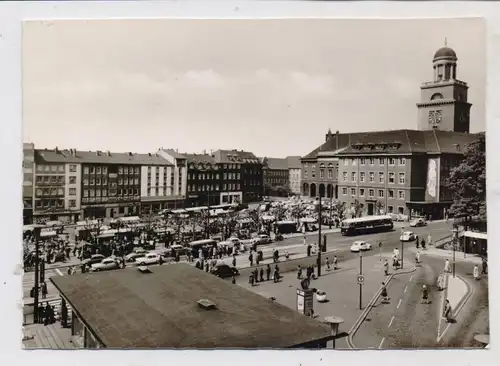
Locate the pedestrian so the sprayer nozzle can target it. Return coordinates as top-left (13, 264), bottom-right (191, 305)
top-left (249, 252), bottom-right (253, 267)
top-left (437, 274), bottom-right (444, 291)
top-left (415, 235), bottom-right (419, 249)
top-left (159, 255), bottom-right (164, 265)
top-left (421, 284), bottom-right (429, 304)
top-left (41, 281), bottom-right (48, 299)
top-left (307, 244), bottom-right (312, 257)
top-left (266, 264), bottom-right (271, 281)
top-left (333, 255), bottom-right (338, 270)
top-left (285, 250), bottom-right (289, 260)
top-left (383, 259), bottom-right (389, 276)
top-left (473, 264), bottom-right (480, 281)
top-left (443, 299), bottom-right (453, 323)
top-left (232, 255), bottom-right (236, 267)
top-left (297, 265), bottom-right (302, 280)
top-left (481, 257), bottom-right (488, 275)
top-left (326, 257), bottom-right (330, 271)
top-left (231, 275), bottom-right (236, 285)
top-left (253, 268), bottom-right (259, 283)
top-left (421, 239), bottom-right (426, 250)
top-left (250, 273), bottom-right (255, 286)
top-left (427, 234), bottom-right (432, 246)
top-left (444, 259), bottom-right (450, 273)
top-left (260, 267), bottom-right (264, 282)
top-left (415, 250), bottom-right (421, 264)
top-left (381, 282), bottom-right (389, 302)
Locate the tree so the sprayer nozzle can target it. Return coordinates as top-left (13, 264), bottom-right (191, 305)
top-left (446, 133), bottom-right (486, 223)
top-left (352, 199), bottom-right (363, 218)
top-left (272, 203), bottom-right (287, 221)
top-left (375, 200), bottom-right (384, 215)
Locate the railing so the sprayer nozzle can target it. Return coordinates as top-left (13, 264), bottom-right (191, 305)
top-left (24, 298), bottom-right (72, 326)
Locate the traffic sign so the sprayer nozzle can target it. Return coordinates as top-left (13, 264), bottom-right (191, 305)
top-left (357, 275), bottom-right (365, 284)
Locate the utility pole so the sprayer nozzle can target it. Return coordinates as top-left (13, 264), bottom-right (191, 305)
top-left (33, 226), bottom-right (42, 324)
top-left (317, 196), bottom-right (322, 277)
top-left (359, 251), bottom-right (363, 310)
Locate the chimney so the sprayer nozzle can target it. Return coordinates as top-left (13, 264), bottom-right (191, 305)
top-left (55, 146), bottom-right (59, 153)
top-left (203, 149), bottom-right (206, 155)
top-left (107, 151), bottom-right (111, 156)
top-left (96, 150), bottom-right (101, 156)
top-left (148, 153), bottom-right (152, 156)
top-left (128, 152), bottom-right (133, 156)
top-left (336, 130), bottom-right (339, 150)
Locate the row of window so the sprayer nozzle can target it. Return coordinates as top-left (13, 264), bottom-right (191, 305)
top-left (35, 175), bottom-right (65, 185)
top-left (244, 180), bottom-right (261, 187)
top-left (266, 178), bottom-right (288, 184)
top-left (83, 188), bottom-right (139, 198)
top-left (342, 157), bottom-right (406, 167)
top-left (146, 187), bottom-right (175, 197)
top-left (34, 199), bottom-right (66, 208)
top-left (341, 187), bottom-right (406, 200)
top-left (304, 167), bottom-right (338, 180)
top-left (36, 188), bottom-right (64, 197)
top-left (83, 177), bottom-right (140, 186)
top-left (83, 166), bottom-right (140, 175)
top-left (266, 171), bottom-right (288, 176)
top-left (36, 164), bottom-right (65, 173)
top-left (342, 171), bottom-right (406, 184)
top-left (187, 183), bottom-right (241, 192)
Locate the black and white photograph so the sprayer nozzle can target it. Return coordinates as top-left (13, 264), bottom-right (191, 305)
top-left (21, 17), bottom-right (488, 350)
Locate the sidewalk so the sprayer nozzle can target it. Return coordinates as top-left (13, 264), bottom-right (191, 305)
top-left (447, 275), bottom-right (469, 316)
top-left (23, 323), bottom-right (75, 349)
top-left (240, 254), bottom-right (390, 348)
top-left (408, 246), bottom-right (483, 265)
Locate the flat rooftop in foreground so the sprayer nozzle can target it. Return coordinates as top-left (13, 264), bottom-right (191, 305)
top-left (51, 264), bottom-right (333, 348)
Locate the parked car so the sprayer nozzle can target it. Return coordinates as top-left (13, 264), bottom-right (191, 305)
top-left (390, 213), bottom-right (409, 222)
top-left (135, 252), bottom-right (163, 266)
top-left (91, 257), bottom-right (120, 272)
top-left (410, 218), bottom-right (427, 227)
top-left (210, 264), bottom-right (239, 278)
top-left (350, 241), bottom-right (372, 252)
top-left (170, 244), bottom-right (187, 256)
top-left (82, 254), bottom-right (105, 266)
top-left (125, 249), bottom-right (148, 262)
top-left (252, 234), bottom-right (272, 245)
top-left (400, 231), bottom-right (416, 242)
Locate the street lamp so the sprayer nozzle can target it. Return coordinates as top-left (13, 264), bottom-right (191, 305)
top-left (452, 227), bottom-right (458, 278)
top-left (400, 227), bottom-right (404, 269)
top-left (317, 196), bottom-right (322, 277)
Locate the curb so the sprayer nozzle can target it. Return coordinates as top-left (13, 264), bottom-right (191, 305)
top-left (346, 265), bottom-right (417, 349)
top-left (436, 274), bottom-right (473, 343)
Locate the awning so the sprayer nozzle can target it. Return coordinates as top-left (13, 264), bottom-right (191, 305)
top-left (172, 209), bottom-right (187, 214)
top-left (463, 231), bottom-right (487, 240)
top-left (40, 231), bottom-right (57, 238)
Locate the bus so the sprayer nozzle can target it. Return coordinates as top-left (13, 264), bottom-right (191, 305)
top-left (276, 220), bottom-right (298, 234)
top-left (188, 239), bottom-right (218, 258)
top-left (340, 215), bottom-right (394, 236)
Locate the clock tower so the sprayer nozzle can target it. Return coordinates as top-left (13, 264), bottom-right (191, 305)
top-left (417, 41), bottom-right (472, 133)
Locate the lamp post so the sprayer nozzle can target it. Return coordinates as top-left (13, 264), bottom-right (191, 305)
top-left (400, 227), bottom-right (404, 269)
top-left (32, 225), bottom-right (43, 324)
top-left (359, 250), bottom-right (363, 310)
top-left (452, 227), bottom-right (458, 278)
top-left (317, 196), bottom-right (322, 278)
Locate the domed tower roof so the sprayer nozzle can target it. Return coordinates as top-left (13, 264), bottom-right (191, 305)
top-left (433, 43), bottom-right (457, 62)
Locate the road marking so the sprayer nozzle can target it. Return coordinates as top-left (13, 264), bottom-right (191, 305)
top-left (397, 299), bottom-right (402, 309)
top-left (404, 285), bottom-right (408, 293)
top-left (378, 337), bottom-right (385, 349)
top-left (388, 316), bottom-right (394, 328)
top-left (55, 269), bottom-right (63, 276)
top-left (409, 275), bottom-right (413, 282)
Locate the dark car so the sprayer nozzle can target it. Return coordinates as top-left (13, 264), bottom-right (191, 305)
top-left (81, 254), bottom-right (105, 266)
top-left (210, 264), bottom-right (239, 278)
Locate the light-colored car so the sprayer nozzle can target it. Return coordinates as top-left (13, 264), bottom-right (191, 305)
top-left (252, 234), bottom-right (272, 245)
top-left (227, 237), bottom-right (242, 247)
top-left (400, 231), bottom-right (416, 242)
top-left (91, 257), bottom-right (120, 272)
top-left (350, 240), bottom-right (372, 252)
top-left (135, 252), bottom-right (163, 266)
top-left (125, 249), bottom-right (148, 262)
top-left (82, 254), bottom-right (105, 266)
top-left (410, 218), bottom-right (427, 227)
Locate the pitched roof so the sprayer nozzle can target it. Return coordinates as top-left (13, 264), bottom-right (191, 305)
top-left (212, 149), bottom-right (261, 164)
top-left (160, 149), bottom-right (186, 160)
top-left (302, 129), bottom-right (480, 159)
top-left (262, 157), bottom-right (288, 170)
top-left (35, 149), bottom-right (173, 166)
top-left (286, 156), bottom-right (302, 169)
top-left (51, 264), bottom-right (332, 348)
top-left (183, 153), bottom-right (217, 165)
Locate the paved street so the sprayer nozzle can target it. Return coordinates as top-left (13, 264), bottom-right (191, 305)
top-left (352, 252), bottom-right (488, 349)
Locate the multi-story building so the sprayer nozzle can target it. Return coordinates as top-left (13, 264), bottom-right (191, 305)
top-left (23, 143), bottom-right (36, 224)
top-left (185, 153), bottom-right (221, 207)
top-left (138, 153), bottom-right (176, 215)
top-left (212, 149), bottom-right (262, 204)
top-left (261, 157), bottom-right (289, 196)
top-left (286, 156), bottom-right (302, 195)
top-left (33, 148), bottom-right (80, 223)
top-left (301, 44), bottom-right (480, 220)
top-left (156, 149), bottom-right (188, 208)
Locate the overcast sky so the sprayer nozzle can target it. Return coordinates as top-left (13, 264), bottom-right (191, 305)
top-left (22, 18), bottom-right (485, 158)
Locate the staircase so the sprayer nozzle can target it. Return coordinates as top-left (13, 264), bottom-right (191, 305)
top-left (434, 234), bottom-right (454, 249)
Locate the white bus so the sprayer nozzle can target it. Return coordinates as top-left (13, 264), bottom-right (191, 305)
top-left (341, 215), bottom-right (394, 236)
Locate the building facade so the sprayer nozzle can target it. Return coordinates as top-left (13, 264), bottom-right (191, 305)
top-left (185, 153), bottom-right (221, 207)
top-left (261, 157), bottom-right (289, 196)
top-left (286, 156), bottom-right (302, 195)
top-left (137, 153), bottom-right (176, 214)
top-left (212, 149), bottom-right (262, 204)
top-left (300, 44), bottom-right (479, 220)
top-left (156, 149), bottom-right (188, 208)
top-left (23, 143), bottom-right (35, 224)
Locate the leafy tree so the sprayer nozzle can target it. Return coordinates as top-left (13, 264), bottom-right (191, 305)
top-left (375, 200), bottom-right (384, 215)
top-left (446, 133), bottom-right (486, 223)
top-left (352, 199), bottom-right (363, 218)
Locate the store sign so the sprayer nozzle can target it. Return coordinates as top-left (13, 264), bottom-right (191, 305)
top-left (297, 288), bottom-right (314, 316)
top-left (425, 158), bottom-right (440, 201)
